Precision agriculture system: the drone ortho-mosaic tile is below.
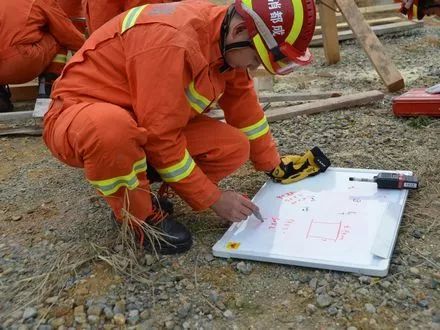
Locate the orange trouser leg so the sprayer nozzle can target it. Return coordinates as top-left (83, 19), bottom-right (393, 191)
top-left (183, 115), bottom-right (250, 184)
top-left (0, 34), bottom-right (60, 84)
top-left (43, 102), bottom-right (152, 221)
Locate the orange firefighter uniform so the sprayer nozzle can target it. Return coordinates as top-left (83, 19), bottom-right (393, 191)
top-left (58, 0), bottom-right (87, 34)
top-left (0, 0), bottom-right (85, 84)
top-left (82, 0), bottom-right (176, 34)
top-left (43, 0), bottom-right (280, 222)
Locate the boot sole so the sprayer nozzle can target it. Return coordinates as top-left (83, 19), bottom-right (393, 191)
top-left (150, 237), bottom-right (193, 255)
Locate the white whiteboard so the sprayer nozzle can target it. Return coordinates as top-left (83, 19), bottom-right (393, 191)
top-left (212, 167), bottom-right (411, 277)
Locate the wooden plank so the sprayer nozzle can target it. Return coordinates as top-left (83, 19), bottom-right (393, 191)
top-left (0, 127), bottom-right (42, 137)
top-left (311, 20), bottom-right (424, 46)
top-left (318, 0), bottom-right (341, 64)
top-left (314, 16), bottom-right (402, 35)
top-left (316, 3), bottom-right (401, 25)
top-left (335, 0), bottom-right (405, 92)
top-left (9, 80), bottom-right (38, 102)
top-left (264, 90), bottom-right (384, 122)
top-left (0, 111), bottom-right (34, 122)
top-left (259, 91), bottom-right (342, 103)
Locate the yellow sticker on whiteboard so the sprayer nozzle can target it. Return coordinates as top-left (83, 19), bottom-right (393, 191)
top-left (226, 241), bottom-right (240, 250)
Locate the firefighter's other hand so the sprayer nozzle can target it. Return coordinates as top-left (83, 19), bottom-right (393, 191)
top-left (210, 191), bottom-right (257, 222)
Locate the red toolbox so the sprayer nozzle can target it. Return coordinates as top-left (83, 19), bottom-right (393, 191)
top-left (392, 88), bottom-right (440, 117)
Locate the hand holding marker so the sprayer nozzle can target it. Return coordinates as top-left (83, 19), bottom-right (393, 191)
top-left (241, 194), bottom-right (264, 222)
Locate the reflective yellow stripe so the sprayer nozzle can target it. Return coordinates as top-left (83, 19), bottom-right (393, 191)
top-left (252, 35), bottom-right (276, 74)
top-left (185, 81), bottom-right (211, 113)
top-left (156, 150), bottom-right (196, 183)
top-left (285, 0), bottom-right (304, 44)
top-left (240, 116), bottom-right (270, 140)
top-left (88, 157), bottom-right (147, 196)
top-left (52, 54), bottom-right (67, 64)
top-left (121, 5), bottom-right (148, 33)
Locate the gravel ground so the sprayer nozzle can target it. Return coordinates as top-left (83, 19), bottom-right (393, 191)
top-left (0, 20), bottom-right (439, 329)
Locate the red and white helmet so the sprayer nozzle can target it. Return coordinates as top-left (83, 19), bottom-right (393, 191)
top-left (235, 0), bottom-right (316, 75)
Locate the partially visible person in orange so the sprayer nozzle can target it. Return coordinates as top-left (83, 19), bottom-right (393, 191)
top-left (0, 0), bottom-right (85, 112)
top-left (43, 0), bottom-right (317, 254)
top-left (82, 0), bottom-right (178, 34)
top-left (58, 0), bottom-right (88, 35)
top-left (399, 0), bottom-right (440, 18)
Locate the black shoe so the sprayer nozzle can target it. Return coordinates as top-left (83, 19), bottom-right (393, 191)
top-left (152, 196), bottom-right (174, 215)
top-left (0, 85), bottom-right (14, 112)
top-left (147, 214), bottom-right (192, 255)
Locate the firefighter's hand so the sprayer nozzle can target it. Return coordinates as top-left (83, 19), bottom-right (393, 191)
top-left (210, 191), bottom-right (258, 222)
top-left (268, 147), bottom-right (331, 184)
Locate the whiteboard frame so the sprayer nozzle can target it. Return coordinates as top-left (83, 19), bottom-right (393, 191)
top-left (212, 167), bottom-right (411, 277)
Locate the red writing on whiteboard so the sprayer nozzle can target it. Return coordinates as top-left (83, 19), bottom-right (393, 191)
top-left (276, 192), bottom-right (316, 205)
top-left (306, 219), bottom-right (350, 242)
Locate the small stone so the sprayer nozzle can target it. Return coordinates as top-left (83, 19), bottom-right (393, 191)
top-left (144, 254), bottom-right (155, 266)
top-left (23, 307), bottom-right (38, 320)
top-left (359, 276), bottom-right (371, 284)
top-left (417, 300), bottom-right (429, 308)
top-left (306, 304), bottom-right (317, 315)
top-left (182, 321), bottom-right (191, 329)
top-left (127, 310), bottom-right (140, 325)
top-left (234, 296), bottom-right (244, 308)
top-left (114, 313), bottom-right (126, 325)
top-left (140, 309), bottom-right (150, 320)
top-left (177, 303), bottom-right (191, 319)
top-left (347, 326), bottom-right (358, 330)
top-left (12, 215), bottom-right (23, 221)
top-left (380, 281), bottom-right (391, 289)
top-left (113, 300), bottom-right (126, 314)
top-left (208, 290), bottom-right (219, 303)
top-left (164, 320), bottom-right (175, 329)
top-left (409, 267), bottom-right (420, 276)
top-left (223, 310), bottom-right (234, 319)
top-left (327, 306), bottom-right (338, 316)
top-left (87, 304), bottom-right (103, 316)
top-left (50, 317), bottom-right (65, 328)
top-left (204, 253), bottom-right (215, 262)
top-left (87, 315), bottom-right (99, 324)
top-left (236, 262), bottom-right (252, 275)
top-left (396, 288), bottom-right (410, 300)
top-left (309, 278), bottom-right (318, 290)
top-left (74, 305), bottom-right (85, 316)
top-left (316, 294), bottom-right (332, 308)
top-left (45, 296), bottom-right (59, 305)
top-left (411, 229), bottom-right (423, 239)
top-left (37, 325), bottom-right (52, 330)
top-left (103, 306), bottom-right (114, 320)
top-left (365, 303), bottom-right (376, 314)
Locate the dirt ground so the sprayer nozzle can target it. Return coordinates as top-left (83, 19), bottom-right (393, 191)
top-left (0, 17), bottom-right (439, 330)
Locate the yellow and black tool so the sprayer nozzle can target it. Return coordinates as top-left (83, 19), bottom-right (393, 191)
top-left (269, 146), bottom-right (331, 184)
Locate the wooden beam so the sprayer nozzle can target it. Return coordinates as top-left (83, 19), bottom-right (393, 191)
top-left (259, 91), bottom-right (342, 103)
top-left (335, 0), bottom-right (405, 92)
top-left (314, 16), bottom-right (402, 35)
top-left (318, 0), bottom-right (341, 64)
top-left (0, 127), bottom-right (42, 137)
top-left (9, 80), bottom-right (38, 102)
top-left (316, 3), bottom-right (401, 25)
top-left (0, 111), bottom-right (34, 122)
top-left (311, 20), bottom-right (424, 46)
top-left (264, 90), bottom-right (384, 122)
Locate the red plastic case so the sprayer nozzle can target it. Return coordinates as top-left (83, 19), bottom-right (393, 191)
top-left (392, 88), bottom-right (440, 117)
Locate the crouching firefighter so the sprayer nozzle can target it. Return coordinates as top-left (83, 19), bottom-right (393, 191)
top-left (43, 0), bottom-right (327, 254)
